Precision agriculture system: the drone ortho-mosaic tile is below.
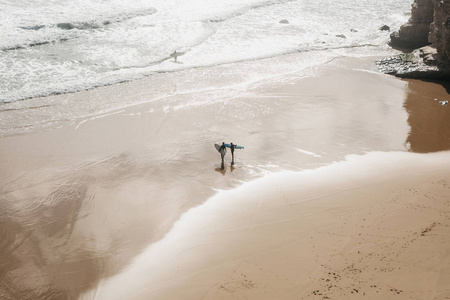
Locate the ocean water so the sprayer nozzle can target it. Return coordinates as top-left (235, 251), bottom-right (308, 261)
top-left (0, 0), bottom-right (412, 104)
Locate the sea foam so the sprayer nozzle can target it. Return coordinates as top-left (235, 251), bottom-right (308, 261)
top-left (0, 0), bottom-right (412, 103)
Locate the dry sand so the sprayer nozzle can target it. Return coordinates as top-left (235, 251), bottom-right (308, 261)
top-left (0, 53), bottom-right (449, 300)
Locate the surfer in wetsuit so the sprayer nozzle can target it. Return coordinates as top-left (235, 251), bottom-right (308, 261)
top-left (230, 142), bottom-right (235, 166)
top-left (172, 50), bottom-right (177, 62)
top-left (219, 142), bottom-right (226, 169)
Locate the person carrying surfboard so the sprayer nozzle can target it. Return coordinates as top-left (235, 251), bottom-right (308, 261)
top-left (171, 50), bottom-right (178, 62)
top-left (230, 142), bottom-right (235, 166)
top-left (219, 142), bottom-right (226, 169)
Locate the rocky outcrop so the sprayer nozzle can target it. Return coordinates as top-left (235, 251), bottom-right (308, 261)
top-left (390, 0), bottom-right (435, 49)
top-left (376, 46), bottom-right (449, 78)
top-left (380, 0), bottom-right (450, 79)
top-left (429, 0), bottom-right (450, 61)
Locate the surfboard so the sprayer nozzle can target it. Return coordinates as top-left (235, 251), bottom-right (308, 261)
top-left (214, 143), bottom-right (227, 155)
top-left (170, 51), bottom-right (185, 58)
top-left (224, 143), bottom-right (244, 149)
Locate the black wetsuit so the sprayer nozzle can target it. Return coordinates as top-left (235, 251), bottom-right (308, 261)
top-left (219, 143), bottom-right (226, 169)
top-left (230, 143), bottom-right (235, 165)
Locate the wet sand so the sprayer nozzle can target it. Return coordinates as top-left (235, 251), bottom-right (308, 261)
top-left (0, 53), bottom-right (449, 300)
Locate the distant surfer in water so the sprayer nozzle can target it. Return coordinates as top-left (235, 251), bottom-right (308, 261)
top-left (171, 51), bottom-right (178, 62)
top-left (219, 142), bottom-right (226, 169)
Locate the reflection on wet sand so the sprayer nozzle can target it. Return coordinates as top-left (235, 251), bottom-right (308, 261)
top-left (215, 167), bottom-right (227, 175)
top-left (0, 182), bottom-right (95, 300)
top-left (0, 154), bottom-right (196, 300)
top-left (214, 164), bottom-right (236, 175)
top-left (404, 79), bottom-right (450, 153)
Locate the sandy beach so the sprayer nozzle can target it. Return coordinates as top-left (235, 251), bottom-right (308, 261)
top-left (1, 53), bottom-right (449, 300)
top-left (84, 151), bottom-right (450, 300)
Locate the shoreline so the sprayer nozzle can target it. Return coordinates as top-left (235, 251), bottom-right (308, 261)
top-left (1, 51), bottom-right (450, 299)
top-left (0, 42), bottom-right (400, 107)
top-left (0, 46), bottom-right (398, 138)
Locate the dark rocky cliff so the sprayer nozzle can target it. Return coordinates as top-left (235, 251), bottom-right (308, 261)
top-left (390, 0), bottom-right (435, 49)
top-left (378, 0), bottom-right (450, 79)
top-left (429, 0), bottom-right (450, 62)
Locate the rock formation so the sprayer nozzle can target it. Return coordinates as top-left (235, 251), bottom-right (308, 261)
top-left (379, 0), bottom-right (450, 79)
top-left (390, 0), bottom-right (435, 49)
top-left (429, 0), bottom-right (450, 62)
